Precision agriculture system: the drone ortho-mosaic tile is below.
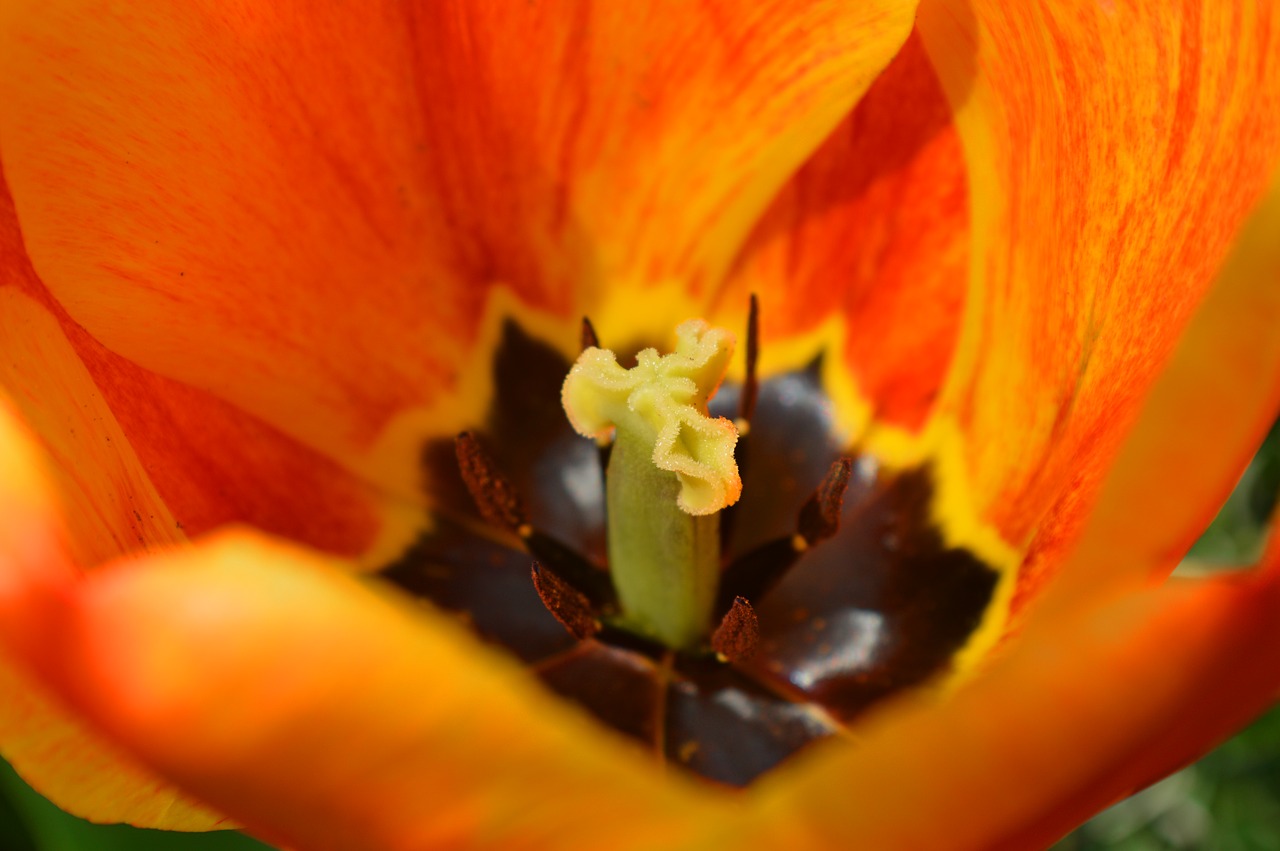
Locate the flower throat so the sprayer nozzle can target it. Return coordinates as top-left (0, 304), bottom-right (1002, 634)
top-left (382, 300), bottom-right (1000, 786)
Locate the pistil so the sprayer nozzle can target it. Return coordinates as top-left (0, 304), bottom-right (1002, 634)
top-left (562, 320), bottom-right (741, 650)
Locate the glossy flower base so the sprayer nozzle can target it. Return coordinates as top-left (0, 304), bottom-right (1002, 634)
top-left (384, 320), bottom-right (998, 786)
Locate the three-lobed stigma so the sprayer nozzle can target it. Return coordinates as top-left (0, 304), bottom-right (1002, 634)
top-left (559, 319), bottom-right (741, 649)
top-left (561, 319), bottom-right (742, 515)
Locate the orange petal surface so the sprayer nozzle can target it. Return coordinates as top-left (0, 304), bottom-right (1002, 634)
top-left (0, 0), bottom-right (918, 498)
top-left (719, 30), bottom-right (968, 436)
top-left (0, 402), bottom-right (226, 830)
top-left (916, 0), bottom-right (1280, 609)
top-left (0, 167), bottom-right (393, 823)
top-left (1, 528), bottom-right (741, 851)
top-left (1055, 179), bottom-right (1280, 606)
top-left (1, 168), bottom-right (386, 566)
top-left (0, 281), bottom-right (182, 569)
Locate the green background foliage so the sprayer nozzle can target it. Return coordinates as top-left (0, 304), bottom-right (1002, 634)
top-left (2, 424), bottom-right (1276, 850)
top-left (0, 759), bottom-right (268, 850)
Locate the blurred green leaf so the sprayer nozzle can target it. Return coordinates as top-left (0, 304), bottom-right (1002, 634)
top-left (0, 760), bottom-right (271, 851)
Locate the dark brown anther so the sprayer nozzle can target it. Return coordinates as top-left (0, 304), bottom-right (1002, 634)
top-left (532, 562), bottom-right (600, 640)
top-left (712, 596), bottom-right (759, 662)
top-left (738, 293), bottom-right (760, 426)
top-left (523, 531), bottom-right (617, 610)
top-left (796, 457), bottom-right (854, 546)
top-left (455, 434), bottom-right (617, 609)
top-left (581, 316), bottom-right (600, 351)
top-left (455, 431), bottom-right (528, 535)
top-left (714, 538), bottom-right (795, 617)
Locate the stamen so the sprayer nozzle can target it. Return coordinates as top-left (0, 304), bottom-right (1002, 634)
top-left (532, 562), bottom-right (601, 640)
top-left (581, 316), bottom-right (601, 352)
top-left (523, 531), bottom-right (617, 610)
top-left (714, 538), bottom-right (795, 616)
top-left (580, 315), bottom-right (614, 490)
top-left (724, 295), bottom-right (761, 553)
top-left (716, 456), bottom-right (855, 614)
top-left (738, 293), bottom-right (760, 427)
top-left (456, 432), bottom-right (616, 609)
top-left (455, 431), bottom-right (527, 534)
top-left (712, 596), bottom-right (759, 663)
top-left (580, 313), bottom-right (615, 493)
top-left (796, 457), bottom-right (854, 546)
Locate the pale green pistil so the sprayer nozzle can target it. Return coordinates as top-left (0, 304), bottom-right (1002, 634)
top-left (562, 320), bottom-right (741, 650)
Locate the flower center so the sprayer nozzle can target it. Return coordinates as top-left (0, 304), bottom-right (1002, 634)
top-left (381, 304), bottom-right (1002, 787)
top-left (562, 319), bottom-right (741, 650)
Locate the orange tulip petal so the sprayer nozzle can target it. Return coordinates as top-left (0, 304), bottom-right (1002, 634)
top-left (0, 284), bottom-right (184, 567)
top-left (0, 653), bottom-right (230, 832)
top-left (0, 401), bottom-right (226, 830)
top-left (1053, 179), bottom-right (1280, 606)
top-left (70, 331), bottom-right (387, 560)
top-left (736, 543), bottom-right (1280, 850)
top-left (1, 174), bottom-right (386, 565)
top-left (720, 30), bottom-right (968, 434)
top-left (0, 0), bottom-right (918, 495)
top-left (2, 529), bottom-right (737, 851)
top-left (916, 0), bottom-right (1280, 601)
top-left (1, 175), bottom-right (397, 824)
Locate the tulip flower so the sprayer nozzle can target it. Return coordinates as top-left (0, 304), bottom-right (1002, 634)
top-left (2, 0), bottom-right (1280, 849)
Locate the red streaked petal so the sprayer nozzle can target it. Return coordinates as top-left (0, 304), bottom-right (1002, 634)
top-left (731, 544), bottom-right (1280, 850)
top-left (1053, 179), bottom-right (1280, 607)
top-left (915, 0), bottom-right (1280, 606)
top-left (0, 0), bottom-right (918, 497)
top-left (2, 168), bottom-right (394, 565)
top-left (719, 30), bottom-right (968, 435)
top-left (0, 285), bottom-right (184, 566)
top-left (0, 172), bottom-right (399, 825)
top-left (66, 324), bottom-right (388, 561)
top-left (4, 530), bottom-right (733, 851)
